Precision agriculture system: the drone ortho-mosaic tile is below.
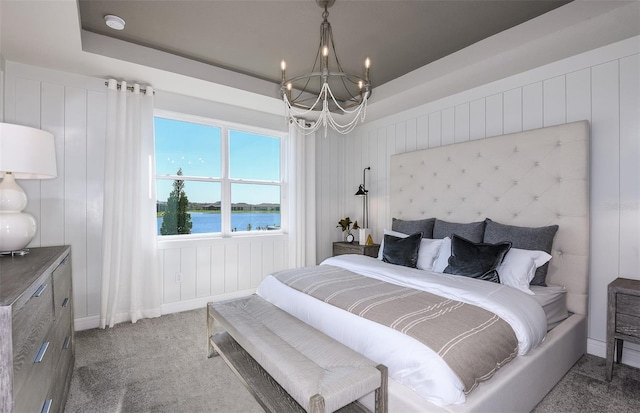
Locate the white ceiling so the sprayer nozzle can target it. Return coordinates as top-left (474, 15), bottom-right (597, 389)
top-left (1, 1), bottom-right (639, 122)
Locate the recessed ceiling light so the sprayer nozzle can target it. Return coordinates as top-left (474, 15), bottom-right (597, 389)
top-left (104, 15), bottom-right (125, 31)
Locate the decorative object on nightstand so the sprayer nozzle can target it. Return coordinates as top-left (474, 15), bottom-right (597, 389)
top-left (336, 217), bottom-right (355, 243)
top-left (355, 166), bottom-right (371, 245)
top-left (333, 241), bottom-right (380, 258)
top-left (0, 122), bottom-right (57, 254)
top-left (606, 277), bottom-right (640, 381)
top-left (347, 220), bottom-right (359, 243)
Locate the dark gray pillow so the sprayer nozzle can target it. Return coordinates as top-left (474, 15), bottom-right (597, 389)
top-left (483, 218), bottom-right (559, 286)
top-left (433, 219), bottom-right (486, 243)
top-left (392, 218), bottom-right (435, 238)
top-left (382, 232), bottom-right (422, 268)
top-left (443, 235), bottom-right (511, 283)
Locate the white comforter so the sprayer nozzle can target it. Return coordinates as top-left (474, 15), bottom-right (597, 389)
top-left (256, 255), bottom-right (547, 406)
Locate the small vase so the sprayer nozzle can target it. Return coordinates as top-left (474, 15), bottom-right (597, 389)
top-left (358, 228), bottom-right (371, 245)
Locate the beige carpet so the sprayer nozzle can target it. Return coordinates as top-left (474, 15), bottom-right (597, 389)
top-left (65, 309), bottom-right (263, 413)
top-left (65, 308), bottom-right (640, 413)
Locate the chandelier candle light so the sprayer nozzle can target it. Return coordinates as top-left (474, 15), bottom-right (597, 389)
top-left (280, 0), bottom-right (371, 137)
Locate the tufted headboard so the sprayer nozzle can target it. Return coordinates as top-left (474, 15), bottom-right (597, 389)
top-left (390, 121), bottom-right (590, 315)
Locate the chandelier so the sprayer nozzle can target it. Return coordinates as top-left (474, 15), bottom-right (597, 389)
top-left (280, 0), bottom-right (371, 136)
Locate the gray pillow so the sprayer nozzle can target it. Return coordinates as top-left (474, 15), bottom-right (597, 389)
top-left (443, 235), bottom-right (511, 284)
top-left (433, 219), bottom-right (486, 243)
top-left (483, 218), bottom-right (559, 286)
top-left (392, 218), bottom-right (435, 238)
top-left (382, 232), bottom-right (422, 268)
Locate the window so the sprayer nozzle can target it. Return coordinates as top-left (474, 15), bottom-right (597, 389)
top-left (154, 112), bottom-right (283, 237)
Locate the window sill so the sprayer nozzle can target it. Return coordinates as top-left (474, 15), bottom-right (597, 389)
top-left (157, 231), bottom-right (287, 249)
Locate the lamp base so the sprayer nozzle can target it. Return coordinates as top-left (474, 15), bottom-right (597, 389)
top-left (0, 211), bottom-right (37, 252)
top-left (0, 248), bottom-right (30, 256)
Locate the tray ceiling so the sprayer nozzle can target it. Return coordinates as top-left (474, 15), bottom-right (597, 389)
top-left (78, 0), bottom-right (572, 92)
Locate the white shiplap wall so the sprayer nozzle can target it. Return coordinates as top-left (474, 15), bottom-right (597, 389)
top-left (157, 235), bottom-right (288, 316)
top-left (317, 36), bottom-right (640, 365)
top-left (2, 62), bottom-right (290, 329)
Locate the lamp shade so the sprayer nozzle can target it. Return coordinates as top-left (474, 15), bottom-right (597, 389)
top-left (0, 123), bottom-right (57, 178)
top-left (0, 122), bottom-right (57, 252)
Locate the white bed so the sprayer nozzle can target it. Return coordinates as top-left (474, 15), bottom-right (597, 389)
top-left (260, 121), bottom-right (590, 412)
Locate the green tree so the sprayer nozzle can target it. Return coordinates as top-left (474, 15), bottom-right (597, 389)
top-left (160, 168), bottom-right (193, 235)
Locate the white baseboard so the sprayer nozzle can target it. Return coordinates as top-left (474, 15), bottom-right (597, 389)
top-left (73, 311), bottom-right (158, 331)
top-left (73, 289), bottom-right (256, 332)
top-left (74, 315), bottom-right (100, 331)
top-left (587, 338), bottom-right (640, 368)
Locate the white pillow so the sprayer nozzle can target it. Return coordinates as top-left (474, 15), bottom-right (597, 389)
top-left (498, 248), bottom-right (552, 295)
top-left (378, 229), bottom-right (444, 271)
top-left (432, 236), bottom-right (451, 273)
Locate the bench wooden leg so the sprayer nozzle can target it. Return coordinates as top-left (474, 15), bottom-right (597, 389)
top-left (375, 364), bottom-right (388, 413)
top-left (207, 303), bottom-right (219, 358)
top-left (309, 394), bottom-right (326, 413)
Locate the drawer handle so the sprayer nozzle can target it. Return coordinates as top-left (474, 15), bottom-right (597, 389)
top-left (34, 341), bottom-right (50, 363)
top-left (41, 399), bottom-right (53, 413)
top-left (63, 336), bottom-right (71, 350)
top-left (32, 284), bottom-right (47, 298)
top-left (62, 297), bottom-right (69, 307)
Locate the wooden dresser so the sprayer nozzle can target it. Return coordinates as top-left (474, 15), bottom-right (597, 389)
top-left (0, 246), bottom-right (74, 413)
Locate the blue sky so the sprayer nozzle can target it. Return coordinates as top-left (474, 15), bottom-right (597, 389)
top-left (154, 117), bottom-right (280, 204)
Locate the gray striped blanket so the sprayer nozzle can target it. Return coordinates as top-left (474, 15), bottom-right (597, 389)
top-left (274, 265), bottom-right (518, 393)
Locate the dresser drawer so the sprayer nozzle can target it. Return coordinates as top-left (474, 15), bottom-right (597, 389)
top-left (52, 254), bottom-right (71, 320)
top-left (615, 313), bottom-right (640, 338)
top-left (13, 327), bottom-right (57, 413)
top-left (47, 335), bottom-right (74, 413)
top-left (336, 243), bottom-right (360, 254)
top-left (617, 293), bottom-right (640, 318)
top-left (11, 278), bottom-right (54, 397)
top-left (333, 242), bottom-right (380, 258)
top-left (51, 302), bottom-right (73, 366)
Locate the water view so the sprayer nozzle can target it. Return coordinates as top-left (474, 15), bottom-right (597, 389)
top-left (157, 212), bottom-right (281, 235)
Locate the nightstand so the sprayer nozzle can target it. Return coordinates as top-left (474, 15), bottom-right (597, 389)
top-left (606, 277), bottom-right (640, 381)
top-left (333, 242), bottom-right (380, 258)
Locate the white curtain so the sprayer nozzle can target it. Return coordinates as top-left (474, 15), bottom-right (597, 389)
top-left (288, 119), bottom-right (317, 267)
top-left (100, 79), bottom-right (160, 328)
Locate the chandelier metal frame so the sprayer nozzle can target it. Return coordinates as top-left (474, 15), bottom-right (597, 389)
top-left (280, 0), bottom-right (371, 136)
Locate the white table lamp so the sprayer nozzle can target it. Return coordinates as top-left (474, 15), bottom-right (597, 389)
top-left (0, 122), bottom-right (57, 254)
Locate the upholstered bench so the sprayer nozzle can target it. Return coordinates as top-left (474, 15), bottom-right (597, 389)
top-left (207, 295), bottom-right (387, 413)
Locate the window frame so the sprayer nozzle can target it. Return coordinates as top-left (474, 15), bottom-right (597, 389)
top-left (154, 109), bottom-right (287, 241)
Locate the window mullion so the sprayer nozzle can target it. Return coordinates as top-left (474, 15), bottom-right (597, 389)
top-left (221, 125), bottom-right (232, 237)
